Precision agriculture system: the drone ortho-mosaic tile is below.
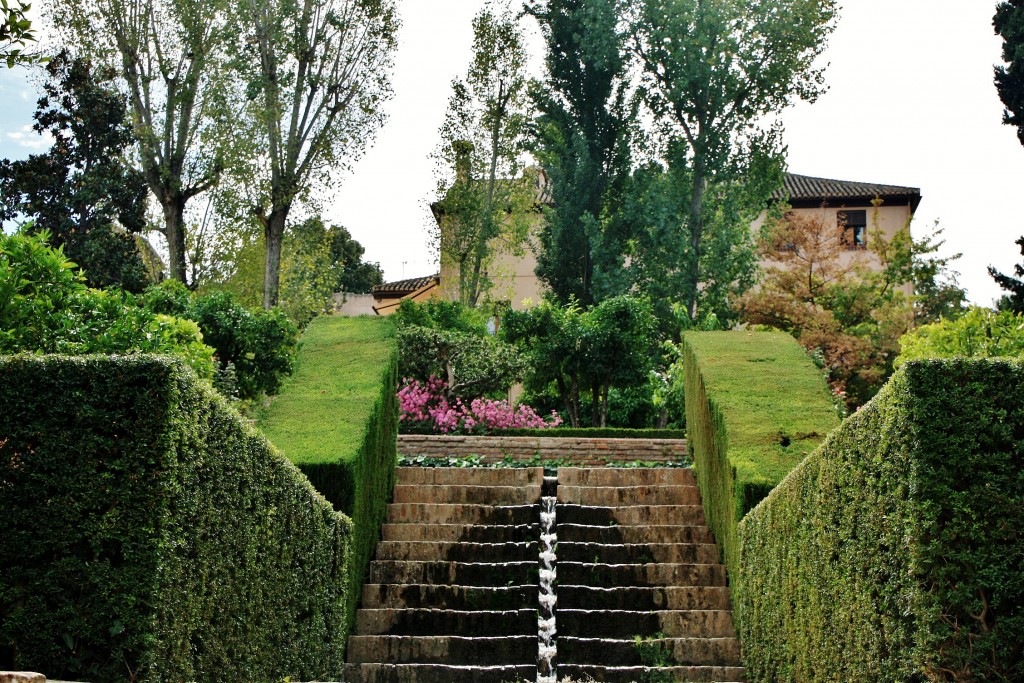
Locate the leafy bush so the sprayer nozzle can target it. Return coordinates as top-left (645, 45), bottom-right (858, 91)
top-left (0, 356), bottom-right (351, 682)
top-left (391, 298), bottom-right (490, 335)
top-left (398, 376), bottom-right (562, 433)
top-left (0, 231), bottom-right (215, 378)
top-left (257, 316), bottom-right (398, 631)
top-left (737, 360), bottom-right (1024, 682)
top-left (501, 296), bottom-right (657, 427)
top-left (896, 306), bottom-right (1024, 366)
top-left (487, 427), bottom-right (687, 439)
top-left (681, 331), bottom-right (839, 579)
top-left (144, 280), bottom-right (298, 400)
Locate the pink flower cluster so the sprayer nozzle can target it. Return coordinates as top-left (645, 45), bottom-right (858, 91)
top-left (398, 377), bottom-right (563, 434)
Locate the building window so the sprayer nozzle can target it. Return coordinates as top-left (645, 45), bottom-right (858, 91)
top-left (838, 210), bottom-right (867, 249)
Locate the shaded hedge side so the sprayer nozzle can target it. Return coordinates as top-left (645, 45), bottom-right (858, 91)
top-left (681, 331), bottom-right (838, 577)
top-left (737, 360), bottom-right (1024, 682)
top-left (0, 356), bottom-right (351, 682)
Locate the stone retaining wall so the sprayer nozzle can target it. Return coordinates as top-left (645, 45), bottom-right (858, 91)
top-left (397, 434), bottom-right (689, 466)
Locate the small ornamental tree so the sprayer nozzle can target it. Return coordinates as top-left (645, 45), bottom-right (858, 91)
top-left (501, 296), bottom-right (657, 427)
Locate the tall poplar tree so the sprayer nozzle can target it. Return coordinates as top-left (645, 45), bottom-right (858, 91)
top-left (51, 0), bottom-right (231, 283)
top-left (527, 0), bottom-right (634, 307)
top-left (231, 0), bottom-right (398, 308)
top-left (995, 1), bottom-right (1024, 145)
top-left (434, 1), bottom-right (533, 308)
top-left (628, 0), bottom-right (838, 320)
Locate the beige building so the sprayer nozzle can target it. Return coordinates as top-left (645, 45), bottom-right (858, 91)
top-left (375, 172), bottom-right (921, 313)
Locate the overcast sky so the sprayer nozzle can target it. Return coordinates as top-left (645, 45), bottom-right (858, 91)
top-left (2, 0), bottom-right (1022, 306)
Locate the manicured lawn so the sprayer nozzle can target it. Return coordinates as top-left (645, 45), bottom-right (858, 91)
top-left (259, 315), bottom-right (396, 467)
top-left (685, 330), bottom-right (840, 487)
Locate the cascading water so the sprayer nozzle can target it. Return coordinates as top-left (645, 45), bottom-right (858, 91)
top-left (537, 476), bottom-right (558, 683)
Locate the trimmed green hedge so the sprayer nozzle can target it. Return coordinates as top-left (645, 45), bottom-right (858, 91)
top-left (0, 356), bottom-right (351, 682)
top-left (737, 360), bottom-right (1024, 682)
top-left (682, 331), bottom-right (839, 577)
top-left (258, 315), bottom-right (398, 629)
top-left (485, 427), bottom-right (687, 439)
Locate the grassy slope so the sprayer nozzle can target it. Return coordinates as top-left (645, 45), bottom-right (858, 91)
top-left (686, 331), bottom-right (840, 489)
top-left (260, 315), bottom-right (396, 466)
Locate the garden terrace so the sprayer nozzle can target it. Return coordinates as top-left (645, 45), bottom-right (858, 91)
top-left (258, 315), bottom-right (399, 629)
top-left (682, 331), bottom-right (839, 579)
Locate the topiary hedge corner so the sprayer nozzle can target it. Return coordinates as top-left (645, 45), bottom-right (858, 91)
top-left (681, 331), bottom-right (839, 578)
top-left (737, 359), bottom-right (1024, 682)
top-left (0, 355), bottom-right (352, 682)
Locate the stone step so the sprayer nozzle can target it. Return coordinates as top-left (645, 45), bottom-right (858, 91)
top-left (354, 608), bottom-right (537, 636)
top-left (361, 584), bottom-right (536, 611)
top-left (381, 523), bottom-right (539, 543)
top-left (558, 561), bottom-right (727, 588)
top-left (369, 560), bottom-right (538, 586)
top-left (559, 467), bottom-right (697, 487)
top-left (557, 504), bottom-right (707, 526)
top-left (558, 610), bottom-right (736, 639)
top-left (559, 636), bottom-right (742, 666)
top-left (343, 663), bottom-right (535, 683)
top-left (386, 503), bottom-right (538, 525)
top-left (346, 635), bottom-right (536, 665)
top-left (557, 585), bottom-right (733, 611)
top-left (557, 523), bottom-right (713, 545)
top-left (375, 541), bottom-right (537, 563)
top-left (556, 664), bottom-right (747, 682)
top-left (558, 485), bottom-right (702, 506)
top-left (557, 541), bottom-right (721, 565)
top-left (396, 467), bottom-right (544, 487)
top-left (392, 485), bottom-right (540, 505)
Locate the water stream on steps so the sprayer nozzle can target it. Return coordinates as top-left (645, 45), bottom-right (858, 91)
top-left (537, 488), bottom-right (558, 683)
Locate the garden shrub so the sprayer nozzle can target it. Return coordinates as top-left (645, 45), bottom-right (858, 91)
top-left (258, 315), bottom-right (398, 630)
top-left (896, 306), bottom-right (1024, 366)
top-left (144, 281), bottom-right (298, 400)
top-left (398, 376), bottom-right (562, 433)
top-left (486, 427), bottom-right (687, 439)
top-left (737, 359), bottom-right (1024, 682)
top-left (681, 331), bottom-right (839, 578)
top-left (0, 231), bottom-right (215, 378)
top-left (0, 355), bottom-right (351, 682)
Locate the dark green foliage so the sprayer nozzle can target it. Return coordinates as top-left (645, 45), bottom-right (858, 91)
top-left (0, 356), bottom-right (351, 682)
top-left (681, 331), bottom-right (839, 580)
top-left (1, 0), bottom-right (42, 67)
top-left (258, 316), bottom-right (399, 631)
top-left (328, 223), bottom-right (384, 294)
top-left (0, 231), bottom-right (215, 377)
top-left (144, 280), bottom-right (298, 400)
top-left (995, 2), bottom-right (1024, 145)
top-left (527, 0), bottom-right (633, 306)
top-left (502, 296), bottom-right (657, 427)
top-left (0, 52), bottom-right (151, 291)
top-left (392, 299), bottom-right (525, 399)
top-left (989, 235), bottom-right (1024, 313)
top-left (737, 360), bottom-right (1024, 682)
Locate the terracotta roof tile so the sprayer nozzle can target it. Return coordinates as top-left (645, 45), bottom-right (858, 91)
top-left (776, 173), bottom-right (920, 202)
top-left (371, 274), bottom-right (439, 297)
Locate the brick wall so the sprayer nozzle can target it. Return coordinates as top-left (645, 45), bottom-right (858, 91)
top-left (397, 434), bottom-right (689, 466)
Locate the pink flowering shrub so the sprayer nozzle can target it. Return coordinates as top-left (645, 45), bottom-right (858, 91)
top-left (398, 377), bottom-right (562, 434)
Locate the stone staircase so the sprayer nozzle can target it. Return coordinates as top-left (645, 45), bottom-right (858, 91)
top-left (344, 467), bottom-right (745, 683)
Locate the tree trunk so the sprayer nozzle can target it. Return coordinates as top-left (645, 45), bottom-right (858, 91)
top-left (687, 166), bottom-right (706, 321)
top-left (162, 193), bottom-right (188, 283)
top-left (556, 375), bottom-right (579, 427)
top-left (263, 206), bottom-right (289, 309)
top-left (600, 384), bottom-right (609, 428)
top-left (590, 384), bottom-right (600, 427)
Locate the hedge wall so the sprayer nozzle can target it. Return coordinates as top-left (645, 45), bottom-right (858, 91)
top-left (681, 331), bottom-right (839, 577)
top-left (0, 355), bottom-right (351, 682)
top-left (737, 359), bottom-right (1024, 682)
top-left (258, 315), bottom-right (398, 630)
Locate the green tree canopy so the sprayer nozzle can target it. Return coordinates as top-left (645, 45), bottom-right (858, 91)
top-left (627, 0), bottom-right (838, 320)
top-left (995, 1), bottom-right (1024, 145)
top-left (0, 53), bottom-right (152, 292)
top-left (896, 307), bottom-right (1024, 366)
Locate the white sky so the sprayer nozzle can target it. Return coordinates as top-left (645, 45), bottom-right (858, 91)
top-left (2, 0), bottom-right (1023, 305)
